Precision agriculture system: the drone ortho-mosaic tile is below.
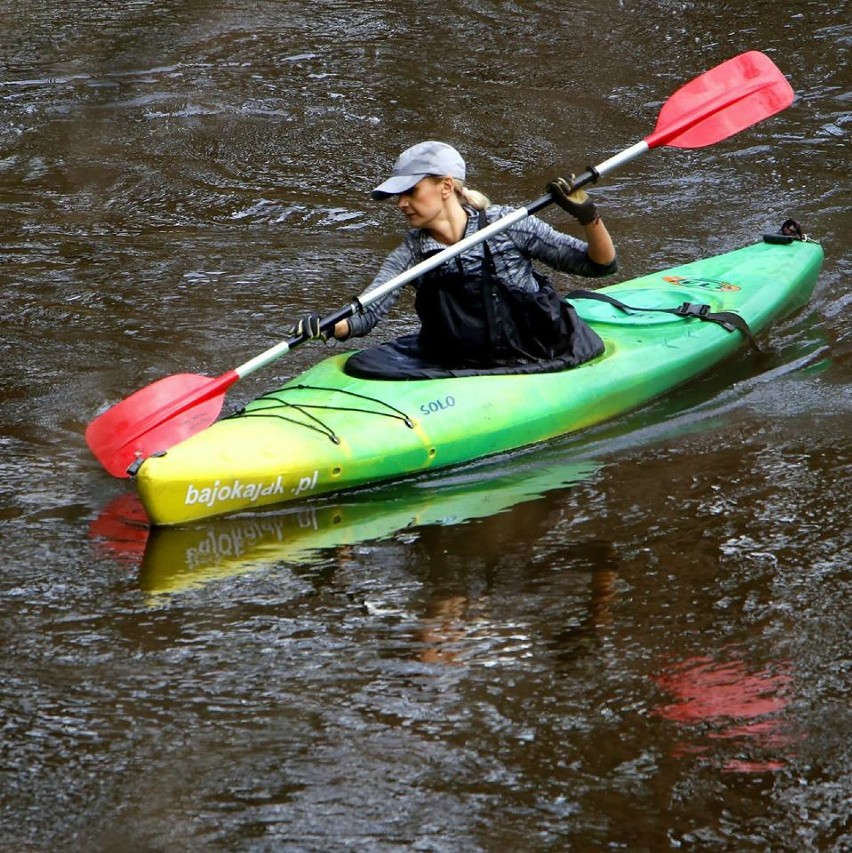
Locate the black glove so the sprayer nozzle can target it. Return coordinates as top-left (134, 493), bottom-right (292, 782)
top-left (546, 175), bottom-right (599, 225)
top-left (292, 313), bottom-right (327, 341)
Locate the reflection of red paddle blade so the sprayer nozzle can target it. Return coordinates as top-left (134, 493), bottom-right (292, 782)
top-left (85, 370), bottom-right (237, 477)
top-left (653, 655), bottom-right (794, 773)
top-left (88, 493), bottom-right (151, 566)
top-left (655, 656), bottom-right (790, 721)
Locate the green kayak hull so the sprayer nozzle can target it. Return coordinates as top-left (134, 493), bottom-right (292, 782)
top-left (136, 237), bottom-right (823, 525)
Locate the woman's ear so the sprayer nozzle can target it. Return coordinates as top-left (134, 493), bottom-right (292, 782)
top-left (441, 176), bottom-right (455, 198)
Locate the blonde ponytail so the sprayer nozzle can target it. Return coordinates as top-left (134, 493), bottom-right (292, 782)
top-left (453, 179), bottom-right (491, 210)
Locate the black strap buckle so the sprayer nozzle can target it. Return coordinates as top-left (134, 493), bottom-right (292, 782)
top-left (675, 302), bottom-right (711, 318)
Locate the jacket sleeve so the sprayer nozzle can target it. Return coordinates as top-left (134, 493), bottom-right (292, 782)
top-left (508, 213), bottom-right (617, 278)
top-left (346, 241), bottom-right (418, 338)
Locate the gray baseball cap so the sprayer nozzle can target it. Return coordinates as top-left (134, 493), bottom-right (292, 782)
top-left (371, 141), bottom-right (466, 200)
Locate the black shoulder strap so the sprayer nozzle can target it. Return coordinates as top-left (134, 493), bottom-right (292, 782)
top-left (565, 289), bottom-right (761, 352)
top-left (478, 208), bottom-right (501, 356)
top-left (477, 208), bottom-right (495, 272)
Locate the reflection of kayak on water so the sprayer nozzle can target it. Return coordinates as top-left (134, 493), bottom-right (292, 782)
top-left (117, 451), bottom-right (600, 596)
top-left (136, 452), bottom-right (601, 595)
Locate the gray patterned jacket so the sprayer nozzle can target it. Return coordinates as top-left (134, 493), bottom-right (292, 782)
top-left (347, 204), bottom-right (617, 339)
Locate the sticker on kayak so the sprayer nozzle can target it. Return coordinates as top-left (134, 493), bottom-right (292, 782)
top-left (183, 472), bottom-right (320, 508)
top-left (664, 275), bottom-right (741, 292)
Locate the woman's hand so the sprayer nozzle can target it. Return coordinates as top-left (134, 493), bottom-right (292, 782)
top-left (546, 176), bottom-right (598, 225)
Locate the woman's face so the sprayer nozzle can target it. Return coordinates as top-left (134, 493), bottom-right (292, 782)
top-left (395, 176), bottom-right (452, 229)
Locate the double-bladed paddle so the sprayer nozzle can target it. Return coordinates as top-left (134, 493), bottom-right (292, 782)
top-left (87, 50), bottom-right (794, 478)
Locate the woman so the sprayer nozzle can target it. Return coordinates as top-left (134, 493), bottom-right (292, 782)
top-left (295, 140), bottom-right (617, 377)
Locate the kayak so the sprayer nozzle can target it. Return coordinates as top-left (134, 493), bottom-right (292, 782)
top-left (135, 234), bottom-right (823, 526)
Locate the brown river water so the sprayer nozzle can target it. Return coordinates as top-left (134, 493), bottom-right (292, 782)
top-left (1, 1), bottom-right (850, 850)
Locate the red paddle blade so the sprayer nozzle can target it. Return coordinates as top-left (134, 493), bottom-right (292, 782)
top-left (646, 51), bottom-right (794, 150)
top-left (86, 371), bottom-right (237, 478)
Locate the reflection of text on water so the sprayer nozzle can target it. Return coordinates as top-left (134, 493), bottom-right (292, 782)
top-left (184, 512), bottom-right (319, 570)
